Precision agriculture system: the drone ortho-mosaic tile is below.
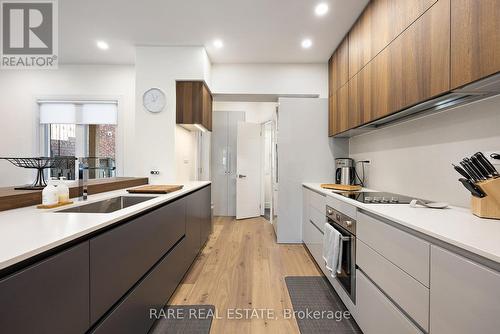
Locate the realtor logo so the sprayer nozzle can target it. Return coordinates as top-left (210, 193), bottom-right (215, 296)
top-left (1, 0), bottom-right (58, 69)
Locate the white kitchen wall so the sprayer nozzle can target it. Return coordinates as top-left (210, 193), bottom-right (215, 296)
top-left (213, 101), bottom-right (277, 123)
top-left (0, 65), bottom-right (135, 187)
top-left (349, 95), bottom-right (500, 208)
top-left (175, 126), bottom-right (197, 182)
top-left (211, 63), bottom-right (328, 97)
top-left (134, 46), bottom-right (211, 184)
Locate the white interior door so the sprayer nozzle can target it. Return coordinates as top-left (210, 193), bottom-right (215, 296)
top-left (236, 122), bottom-right (261, 220)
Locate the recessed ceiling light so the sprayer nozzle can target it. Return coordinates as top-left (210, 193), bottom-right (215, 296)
top-left (96, 40), bottom-right (109, 50)
top-left (213, 39), bottom-right (224, 49)
top-left (315, 3), bottom-right (329, 16)
top-left (301, 38), bottom-right (313, 49)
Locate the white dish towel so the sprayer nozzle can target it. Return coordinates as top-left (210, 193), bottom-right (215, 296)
top-left (322, 223), bottom-right (342, 278)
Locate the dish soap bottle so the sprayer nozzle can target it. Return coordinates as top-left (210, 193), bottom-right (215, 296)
top-left (42, 180), bottom-right (58, 206)
top-left (57, 177), bottom-right (70, 203)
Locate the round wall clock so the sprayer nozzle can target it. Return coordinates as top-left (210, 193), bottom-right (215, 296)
top-left (143, 88), bottom-right (166, 113)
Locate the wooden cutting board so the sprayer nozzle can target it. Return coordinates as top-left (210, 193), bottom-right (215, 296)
top-left (127, 185), bottom-right (184, 194)
top-left (320, 184), bottom-right (362, 191)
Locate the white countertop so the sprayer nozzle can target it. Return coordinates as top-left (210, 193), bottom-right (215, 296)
top-left (0, 181), bottom-right (211, 271)
top-left (303, 183), bottom-right (500, 264)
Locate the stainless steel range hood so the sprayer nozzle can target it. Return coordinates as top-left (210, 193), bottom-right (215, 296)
top-left (336, 72), bottom-right (500, 138)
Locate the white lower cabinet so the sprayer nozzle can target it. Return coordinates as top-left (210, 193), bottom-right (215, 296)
top-left (302, 187), bottom-right (327, 270)
top-left (357, 240), bottom-right (429, 331)
top-left (429, 246), bottom-right (500, 334)
top-left (356, 270), bottom-right (423, 334)
top-left (304, 218), bottom-right (325, 272)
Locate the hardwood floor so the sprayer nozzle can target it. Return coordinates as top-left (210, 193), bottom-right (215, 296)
top-left (169, 216), bottom-right (323, 333)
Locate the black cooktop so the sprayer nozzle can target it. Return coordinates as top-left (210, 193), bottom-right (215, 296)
top-left (338, 191), bottom-right (420, 204)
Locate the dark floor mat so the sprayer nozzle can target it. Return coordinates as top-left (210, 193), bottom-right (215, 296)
top-left (149, 305), bottom-right (215, 334)
top-left (285, 276), bottom-right (362, 334)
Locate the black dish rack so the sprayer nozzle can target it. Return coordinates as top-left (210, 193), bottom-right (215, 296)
top-left (0, 157), bottom-right (77, 190)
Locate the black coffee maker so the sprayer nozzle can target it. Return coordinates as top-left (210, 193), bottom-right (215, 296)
top-left (335, 158), bottom-right (355, 185)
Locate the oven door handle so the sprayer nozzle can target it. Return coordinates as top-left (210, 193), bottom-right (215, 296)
top-left (338, 234), bottom-right (352, 275)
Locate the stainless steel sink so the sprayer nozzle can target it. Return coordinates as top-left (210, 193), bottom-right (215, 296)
top-left (57, 196), bottom-right (157, 213)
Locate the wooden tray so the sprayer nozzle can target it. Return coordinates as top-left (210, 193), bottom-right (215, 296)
top-left (127, 185), bottom-right (184, 194)
top-left (37, 201), bottom-right (73, 209)
top-left (320, 184), bottom-right (362, 192)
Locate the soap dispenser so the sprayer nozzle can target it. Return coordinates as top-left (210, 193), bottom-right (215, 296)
top-left (42, 179), bottom-right (58, 206)
top-left (57, 177), bottom-right (70, 203)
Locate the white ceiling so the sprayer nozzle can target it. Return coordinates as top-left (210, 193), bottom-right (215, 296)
top-left (59, 0), bottom-right (368, 64)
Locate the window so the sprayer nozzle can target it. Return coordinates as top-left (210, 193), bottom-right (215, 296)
top-left (39, 100), bottom-right (118, 180)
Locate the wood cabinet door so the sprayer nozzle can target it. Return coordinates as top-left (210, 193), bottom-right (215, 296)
top-left (349, 63), bottom-right (373, 127)
top-left (202, 84), bottom-right (212, 131)
top-left (329, 38), bottom-right (349, 92)
top-left (430, 246), bottom-right (500, 334)
top-left (328, 84), bottom-right (349, 136)
top-left (176, 81), bottom-right (212, 131)
top-left (348, 0), bottom-right (437, 78)
top-left (328, 91), bottom-right (338, 136)
top-left (451, 0), bottom-right (500, 89)
top-left (337, 84), bottom-right (349, 133)
top-left (355, 0), bottom-right (450, 121)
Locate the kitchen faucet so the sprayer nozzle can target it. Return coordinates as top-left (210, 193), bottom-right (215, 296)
top-left (78, 160), bottom-right (89, 200)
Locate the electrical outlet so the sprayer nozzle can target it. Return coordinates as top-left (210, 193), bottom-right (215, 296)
top-left (483, 151), bottom-right (500, 165)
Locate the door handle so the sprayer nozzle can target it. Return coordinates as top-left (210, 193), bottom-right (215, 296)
top-left (237, 174), bottom-right (247, 179)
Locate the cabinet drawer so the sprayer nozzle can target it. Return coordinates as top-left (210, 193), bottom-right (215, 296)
top-left (304, 218), bottom-right (324, 271)
top-left (309, 189), bottom-right (326, 213)
top-left (0, 242), bottom-right (90, 334)
top-left (309, 206), bottom-right (326, 233)
top-left (92, 238), bottom-right (190, 334)
top-left (90, 199), bottom-right (186, 324)
top-left (356, 270), bottom-right (423, 334)
top-left (357, 212), bottom-right (429, 286)
top-left (357, 240), bottom-right (429, 330)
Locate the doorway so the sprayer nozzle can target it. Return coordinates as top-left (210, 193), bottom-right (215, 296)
top-left (210, 100), bottom-right (278, 220)
top-left (261, 120), bottom-right (274, 223)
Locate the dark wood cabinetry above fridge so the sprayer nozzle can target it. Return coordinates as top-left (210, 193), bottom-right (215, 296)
top-left (176, 80), bottom-right (213, 132)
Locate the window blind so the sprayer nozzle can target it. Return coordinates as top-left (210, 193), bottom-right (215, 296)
top-left (39, 100), bottom-right (118, 125)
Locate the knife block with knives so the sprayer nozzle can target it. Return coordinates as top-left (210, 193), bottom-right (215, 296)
top-left (471, 178), bottom-right (500, 219)
top-left (453, 152), bottom-right (500, 220)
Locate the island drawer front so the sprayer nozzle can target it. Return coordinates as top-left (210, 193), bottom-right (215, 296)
top-left (309, 189), bottom-right (326, 213)
top-left (357, 240), bottom-right (429, 330)
top-left (91, 237), bottom-right (190, 334)
top-left (0, 242), bottom-right (90, 334)
top-left (357, 212), bottom-right (430, 287)
top-left (90, 198), bottom-right (186, 324)
top-left (356, 270), bottom-right (423, 334)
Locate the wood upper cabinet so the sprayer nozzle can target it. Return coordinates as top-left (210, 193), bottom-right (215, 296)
top-left (330, 37), bottom-right (349, 92)
top-left (348, 0), bottom-right (437, 78)
top-left (329, 84), bottom-right (349, 136)
top-left (451, 0), bottom-right (500, 89)
top-left (348, 62), bottom-right (373, 128)
top-left (349, 0), bottom-right (450, 124)
top-left (328, 37), bottom-right (349, 136)
top-left (176, 80), bottom-right (213, 131)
